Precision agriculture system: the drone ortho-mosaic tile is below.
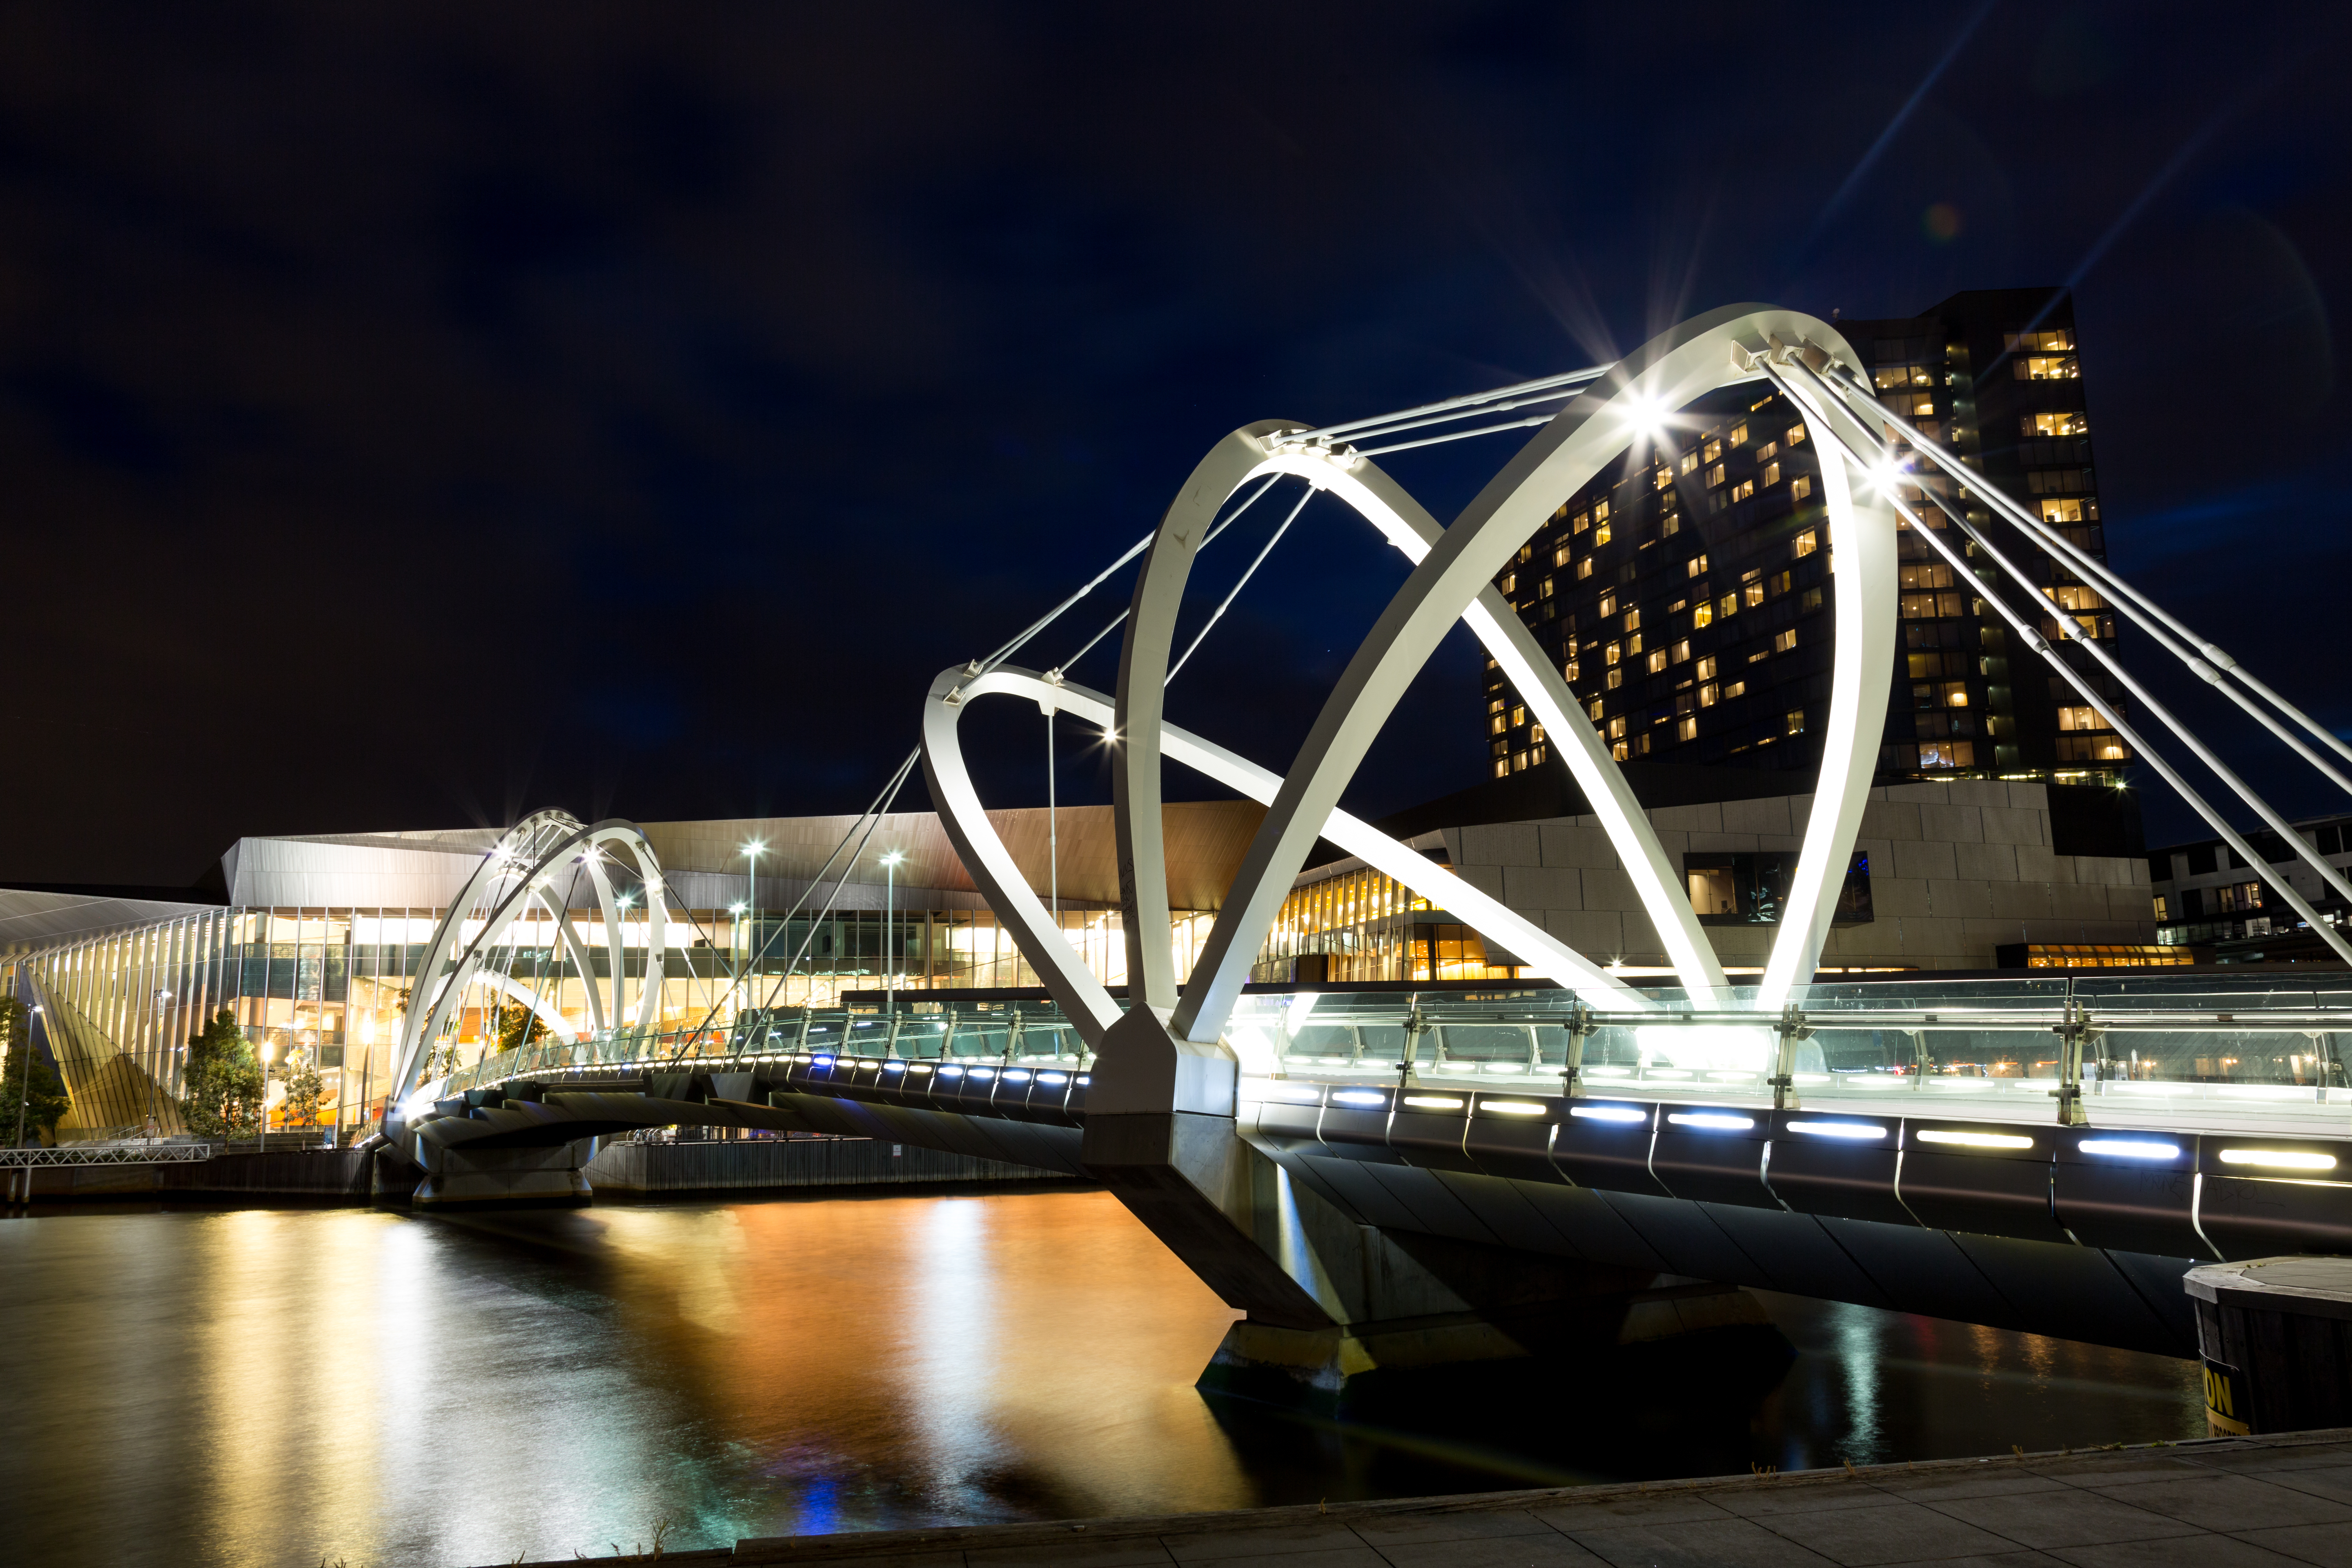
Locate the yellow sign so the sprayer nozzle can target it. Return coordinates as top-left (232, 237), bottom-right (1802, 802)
top-left (2202, 1357), bottom-right (2250, 1437)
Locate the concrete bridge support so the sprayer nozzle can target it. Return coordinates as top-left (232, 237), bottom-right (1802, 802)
top-left (1081, 1012), bottom-right (1756, 1401)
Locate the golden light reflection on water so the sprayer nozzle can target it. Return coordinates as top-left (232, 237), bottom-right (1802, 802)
top-left (0, 1191), bottom-right (1247, 1567)
top-left (0, 1192), bottom-right (2206, 1568)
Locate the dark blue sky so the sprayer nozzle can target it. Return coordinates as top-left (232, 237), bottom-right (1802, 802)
top-left (4, 2), bottom-right (2345, 882)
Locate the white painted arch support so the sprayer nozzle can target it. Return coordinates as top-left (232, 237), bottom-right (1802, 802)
top-left (383, 813), bottom-right (671, 1126)
top-left (1100, 303), bottom-right (1897, 1049)
top-left (920, 664), bottom-right (1647, 1053)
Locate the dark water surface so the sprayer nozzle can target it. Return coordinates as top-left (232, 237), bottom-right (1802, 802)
top-left (0, 1192), bottom-right (2204, 1566)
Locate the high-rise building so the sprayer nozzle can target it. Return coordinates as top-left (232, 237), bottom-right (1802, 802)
top-left (1481, 287), bottom-right (2129, 791)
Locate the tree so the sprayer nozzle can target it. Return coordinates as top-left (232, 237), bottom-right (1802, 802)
top-left (1, 998), bottom-right (68, 1146)
top-left (280, 1046), bottom-right (325, 1134)
top-left (183, 1008), bottom-right (263, 1140)
top-left (495, 1001), bottom-right (549, 1055)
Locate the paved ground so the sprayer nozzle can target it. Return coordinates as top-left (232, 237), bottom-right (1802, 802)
top-left (521, 1428), bottom-right (2352, 1568)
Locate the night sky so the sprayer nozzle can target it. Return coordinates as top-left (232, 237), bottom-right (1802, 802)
top-left (4, 3), bottom-right (2346, 886)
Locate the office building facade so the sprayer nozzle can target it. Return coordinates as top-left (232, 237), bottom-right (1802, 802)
top-left (1482, 287), bottom-right (2128, 789)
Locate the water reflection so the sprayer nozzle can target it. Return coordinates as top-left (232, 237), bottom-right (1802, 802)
top-left (0, 1192), bottom-right (2203, 1567)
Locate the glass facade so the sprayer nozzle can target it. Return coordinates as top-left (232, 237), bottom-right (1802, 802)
top-left (1249, 864), bottom-right (1532, 985)
top-left (7, 899), bottom-right (1218, 1141)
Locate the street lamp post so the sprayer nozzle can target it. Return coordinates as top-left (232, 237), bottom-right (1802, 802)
top-left (880, 851), bottom-right (906, 1012)
top-left (13, 1003), bottom-right (43, 1152)
top-left (740, 840), bottom-right (764, 1045)
top-left (148, 989), bottom-right (172, 1144)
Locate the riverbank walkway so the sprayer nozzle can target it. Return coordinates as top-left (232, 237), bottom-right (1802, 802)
top-left (518, 1428), bottom-right (2352, 1568)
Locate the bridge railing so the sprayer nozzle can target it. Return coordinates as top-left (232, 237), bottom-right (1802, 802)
top-left (435, 975), bottom-right (2352, 1133)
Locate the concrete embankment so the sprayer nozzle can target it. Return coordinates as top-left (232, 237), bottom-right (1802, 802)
top-left (502, 1428), bottom-right (2352, 1568)
top-left (5, 1138), bottom-right (1078, 1204)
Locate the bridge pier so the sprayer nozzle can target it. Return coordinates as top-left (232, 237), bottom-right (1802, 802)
top-left (388, 1136), bottom-right (592, 1207)
top-left (1080, 1011), bottom-right (1764, 1404)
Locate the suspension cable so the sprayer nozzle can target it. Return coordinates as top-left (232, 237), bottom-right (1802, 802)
top-left (1167, 481), bottom-right (1316, 684)
top-left (1300, 364), bottom-right (1611, 443)
top-left (1807, 359), bottom-right (2352, 783)
top-left (1766, 357), bottom-right (2352, 966)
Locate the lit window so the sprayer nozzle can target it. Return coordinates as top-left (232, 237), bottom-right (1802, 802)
top-left (1679, 451), bottom-right (1699, 474)
top-left (1510, 705), bottom-right (1527, 726)
top-left (1493, 759), bottom-right (1509, 779)
top-left (1511, 751), bottom-right (1528, 772)
top-left (1599, 591), bottom-right (1616, 617)
top-left (2004, 330), bottom-right (2075, 352)
top-left (1573, 511), bottom-right (1590, 533)
top-left (2056, 704), bottom-right (2105, 732)
top-left (1786, 423), bottom-right (1807, 445)
top-left (1685, 553), bottom-right (1709, 577)
top-left (1627, 632), bottom-right (1642, 653)
top-left (1500, 573), bottom-right (1516, 595)
top-left (1594, 499), bottom-right (1610, 522)
top-left (2019, 355), bottom-right (2079, 381)
top-left (1607, 716), bottom-right (1626, 740)
top-left (1610, 741), bottom-right (1629, 761)
top-left (1604, 668), bottom-right (1623, 690)
top-left (1593, 522), bottom-right (1611, 546)
top-left (1773, 628), bottom-right (1798, 654)
top-left (1646, 649), bottom-right (1668, 673)
top-left (2040, 498), bottom-right (2085, 523)
top-left (1729, 424), bottom-right (1749, 445)
top-left (1553, 543), bottom-right (1573, 568)
top-left (1605, 641), bottom-right (1621, 666)
top-left (1793, 529), bottom-right (1817, 558)
top-left (1731, 479), bottom-right (1755, 502)
top-left (1563, 659), bottom-right (1580, 684)
top-left (2028, 411), bottom-right (2089, 436)
top-left (1576, 556), bottom-right (1594, 580)
top-left (1529, 724), bottom-right (1544, 743)
top-left (1725, 679), bottom-right (1746, 699)
top-left (1702, 439), bottom-right (1722, 463)
top-left (1540, 576), bottom-right (1555, 598)
top-left (2046, 584), bottom-right (2108, 613)
top-left (1706, 463), bottom-right (1726, 487)
top-left (1698, 682), bottom-right (1719, 707)
top-left (1801, 586), bottom-right (1822, 613)
top-left (1677, 715), bottom-right (1697, 742)
top-left (1785, 709), bottom-right (1805, 735)
top-left (1488, 713), bottom-right (1506, 735)
top-left (1913, 399), bottom-right (1934, 417)
top-left (1653, 467), bottom-right (1673, 491)
top-left (1695, 655), bottom-right (1718, 680)
top-left (1691, 600), bottom-right (1714, 628)
top-left (1755, 440), bottom-right (1779, 462)
top-left (1762, 463), bottom-right (1781, 486)
top-left (1623, 607), bottom-right (1641, 632)
top-left (1671, 639), bottom-right (1690, 663)
top-left (1660, 512), bottom-right (1679, 538)
top-left (1488, 696), bottom-right (1506, 713)
top-left (2153, 895), bottom-right (2169, 922)
top-left (1791, 475), bottom-right (1813, 501)
top-left (1742, 581), bottom-right (1765, 608)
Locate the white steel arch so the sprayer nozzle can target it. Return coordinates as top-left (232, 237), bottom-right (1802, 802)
top-left (383, 812), bottom-right (669, 1125)
top-left (922, 664), bottom-right (1644, 1047)
top-left (1094, 304), bottom-right (1894, 1049)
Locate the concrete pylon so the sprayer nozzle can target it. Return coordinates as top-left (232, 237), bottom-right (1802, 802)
top-left (1078, 1008), bottom-right (1748, 1401)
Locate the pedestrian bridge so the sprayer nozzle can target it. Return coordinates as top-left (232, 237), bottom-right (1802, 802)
top-left (368, 303), bottom-right (2352, 1392)
top-left (380, 977), bottom-right (2352, 1375)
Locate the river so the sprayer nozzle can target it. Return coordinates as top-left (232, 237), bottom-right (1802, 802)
top-left (0, 1190), bottom-right (2205, 1566)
